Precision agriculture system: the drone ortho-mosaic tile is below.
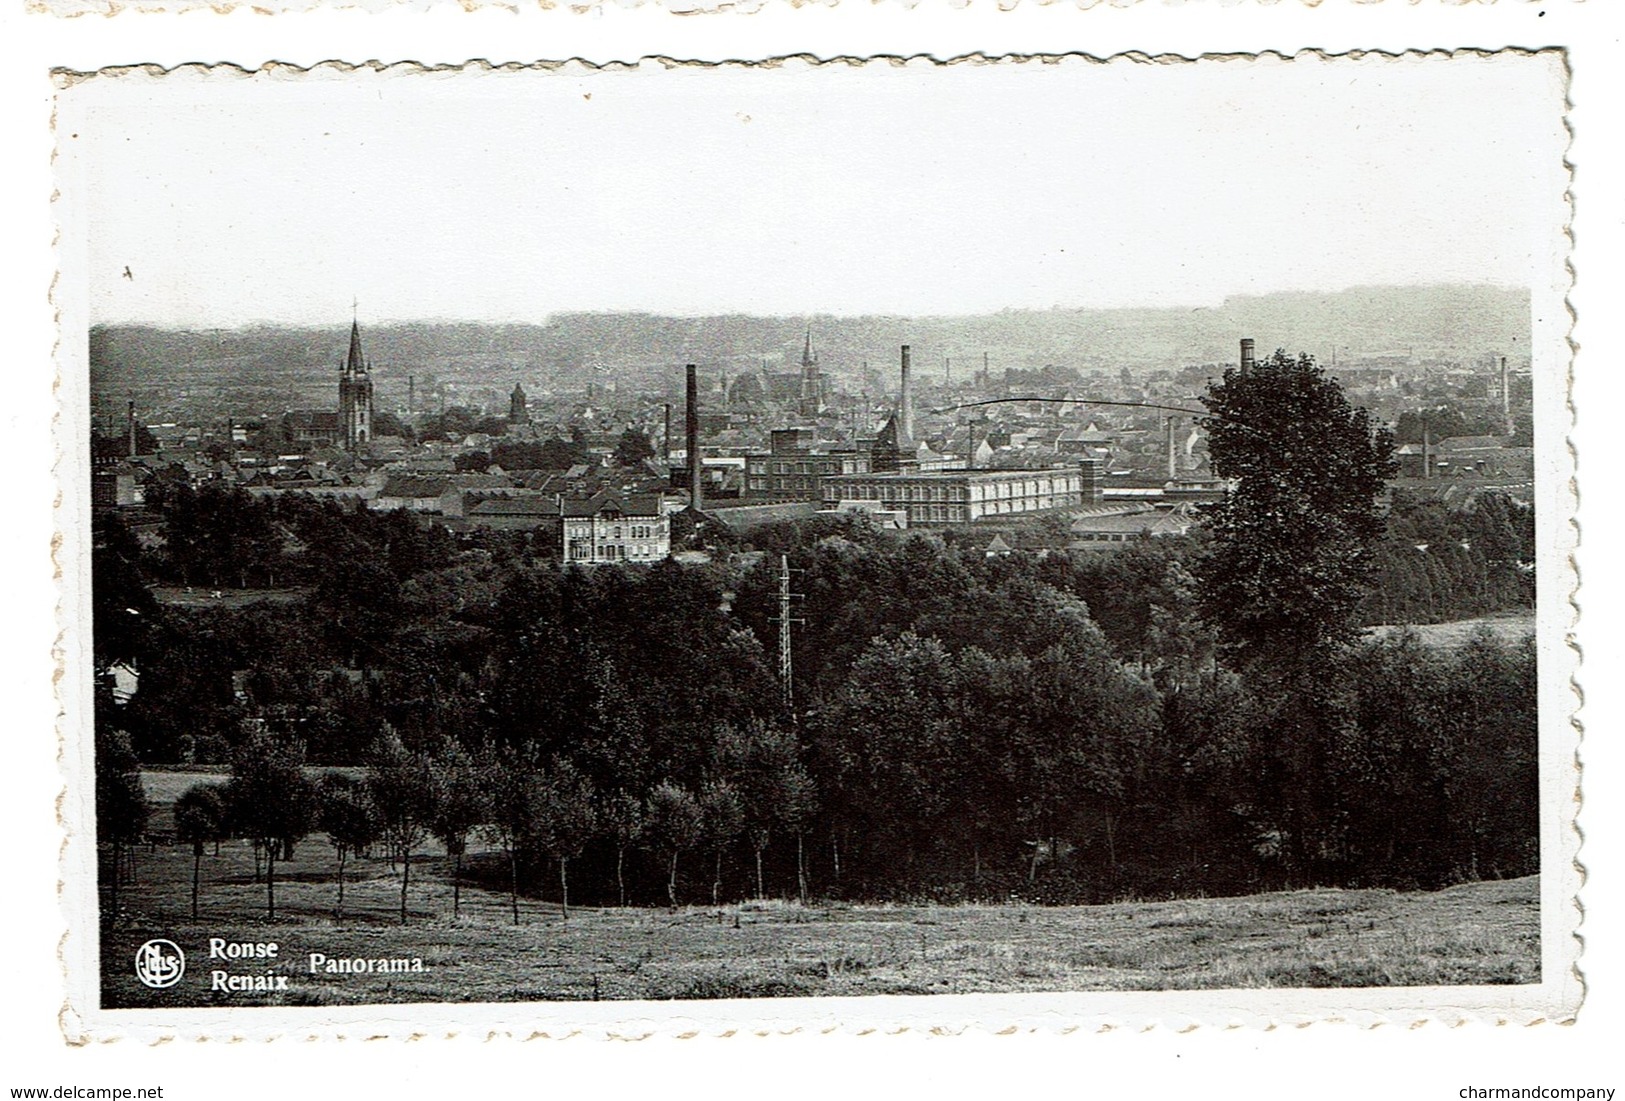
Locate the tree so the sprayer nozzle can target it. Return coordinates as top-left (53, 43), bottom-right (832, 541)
top-left (96, 727), bottom-right (149, 922)
top-left (482, 743), bottom-right (542, 925)
top-left (318, 772), bottom-right (379, 920)
top-left (173, 783), bottom-right (228, 920)
top-left (614, 428), bottom-right (655, 468)
top-left (539, 436), bottom-right (586, 470)
top-left (428, 739), bottom-right (488, 920)
top-left (645, 781), bottom-right (703, 909)
top-left (728, 721), bottom-right (816, 900)
top-left (815, 632), bottom-right (965, 881)
top-left (698, 777), bottom-right (744, 906)
top-left (366, 731), bottom-right (436, 925)
top-left (533, 758), bottom-right (598, 920)
top-left (601, 791), bottom-right (645, 907)
top-left (226, 731), bottom-right (317, 920)
top-left (1198, 349), bottom-right (1396, 666)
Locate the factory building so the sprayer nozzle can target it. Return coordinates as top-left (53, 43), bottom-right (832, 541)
top-left (821, 467), bottom-right (1090, 527)
top-left (745, 427), bottom-right (871, 500)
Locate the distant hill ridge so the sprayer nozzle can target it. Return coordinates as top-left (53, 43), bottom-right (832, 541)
top-left (91, 284), bottom-right (1529, 398)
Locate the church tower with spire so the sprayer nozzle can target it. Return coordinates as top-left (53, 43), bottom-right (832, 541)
top-left (797, 328), bottom-right (825, 418)
top-left (339, 318), bottom-right (374, 451)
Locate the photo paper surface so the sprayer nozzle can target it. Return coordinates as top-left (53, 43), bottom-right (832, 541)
top-left (52, 51), bottom-right (1578, 1040)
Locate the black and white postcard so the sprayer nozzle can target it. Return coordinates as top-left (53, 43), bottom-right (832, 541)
top-left (50, 50), bottom-right (1578, 1041)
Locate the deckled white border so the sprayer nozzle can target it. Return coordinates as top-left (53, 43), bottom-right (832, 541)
top-left (50, 51), bottom-right (1579, 1043)
top-left (25, 0), bottom-right (1471, 25)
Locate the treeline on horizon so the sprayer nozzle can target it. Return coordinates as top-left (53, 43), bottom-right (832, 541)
top-left (94, 480), bottom-right (1537, 909)
top-left (88, 283), bottom-right (1529, 394)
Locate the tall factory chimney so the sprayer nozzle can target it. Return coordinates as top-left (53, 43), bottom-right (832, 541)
top-left (685, 364), bottom-right (702, 511)
top-left (408, 375), bottom-right (415, 415)
top-left (663, 402), bottom-right (673, 462)
top-left (127, 400), bottom-right (137, 458)
top-left (900, 345), bottom-right (915, 442)
top-left (1501, 356), bottom-right (1512, 435)
top-left (1240, 338), bottom-right (1256, 378)
top-left (1166, 416), bottom-right (1178, 481)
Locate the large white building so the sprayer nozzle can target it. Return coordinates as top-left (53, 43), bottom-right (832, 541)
top-left (561, 493), bottom-right (671, 564)
top-left (820, 467), bottom-right (1092, 527)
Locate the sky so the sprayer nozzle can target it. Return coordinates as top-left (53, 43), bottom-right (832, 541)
top-left (63, 52), bottom-right (1567, 329)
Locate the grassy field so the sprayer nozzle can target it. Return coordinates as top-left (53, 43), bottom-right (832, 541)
top-left (149, 586), bottom-right (311, 609)
top-left (1367, 610), bottom-right (1536, 648)
top-left (100, 833), bottom-right (1539, 1008)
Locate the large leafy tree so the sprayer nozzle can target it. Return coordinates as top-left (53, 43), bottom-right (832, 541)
top-left (613, 428), bottom-right (655, 468)
top-left (1198, 349), bottom-right (1396, 666)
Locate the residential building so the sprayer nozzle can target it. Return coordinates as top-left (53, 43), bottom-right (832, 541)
top-left (562, 493), bottom-right (671, 564)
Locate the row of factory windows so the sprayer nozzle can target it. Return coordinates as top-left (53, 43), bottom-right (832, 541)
top-left (749, 477), bottom-right (820, 492)
top-left (824, 480), bottom-right (1080, 504)
top-left (752, 459), bottom-right (865, 475)
top-left (827, 483), bottom-right (971, 503)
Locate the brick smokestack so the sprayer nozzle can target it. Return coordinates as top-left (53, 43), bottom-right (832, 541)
top-left (127, 400), bottom-right (137, 458)
top-left (900, 345), bottom-right (914, 441)
top-left (1501, 356), bottom-right (1512, 435)
top-left (1240, 338), bottom-right (1256, 378)
top-left (1079, 455), bottom-right (1104, 504)
top-left (663, 402), bottom-right (672, 462)
top-left (686, 364), bottom-right (702, 511)
top-left (1166, 416), bottom-right (1178, 481)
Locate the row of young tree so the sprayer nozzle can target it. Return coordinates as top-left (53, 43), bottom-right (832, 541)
top-left (101, 719), bottom-right (816, 923)
top-left (95, 350), bottom-right (1541, 908)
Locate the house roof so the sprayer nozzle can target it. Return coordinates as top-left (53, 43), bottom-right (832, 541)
top-left (1071, 507), bottom-right (1194, 536)
top-left (378, 475), bottom-right (451, 499)
top-left (467, 496), bottom-right (561, 517)
top-left (560, 492), bottom-right (664, 519)
top-left (1058, 422), bottom-right (1116, 444)
top-left (449, 473), bottom-right (515, 490)
top-left (283, 410), bottom-right (341, 431)
top-left (1437, 435), bottom-right (1506, 452)
top-left (874, 412), bottom-right (915, 453)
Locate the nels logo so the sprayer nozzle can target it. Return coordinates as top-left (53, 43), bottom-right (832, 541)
top-left (134, 939), bottom-right (185, 989)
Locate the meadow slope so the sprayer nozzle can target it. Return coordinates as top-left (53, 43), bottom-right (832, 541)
top-left (100, 837), bottom-right (1539, 1008)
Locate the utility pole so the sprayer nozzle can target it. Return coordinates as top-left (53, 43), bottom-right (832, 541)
top-left (771, 554), bottom-right (804, 715)
top-left (1422, 413), bottom-right (1432, 480)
